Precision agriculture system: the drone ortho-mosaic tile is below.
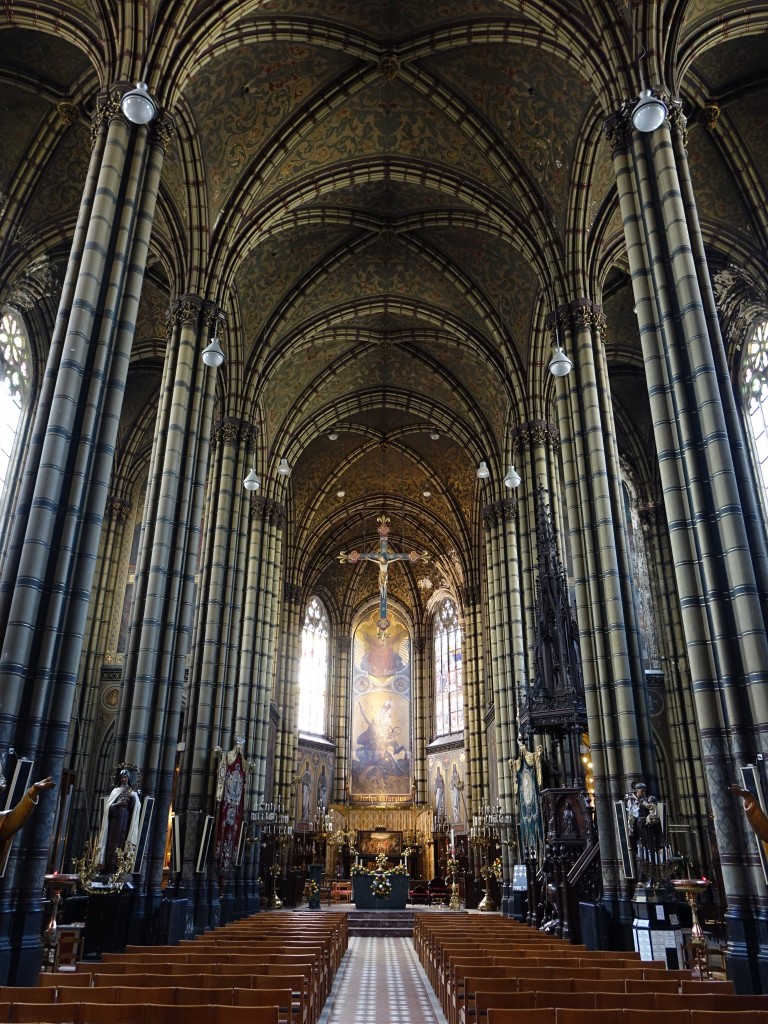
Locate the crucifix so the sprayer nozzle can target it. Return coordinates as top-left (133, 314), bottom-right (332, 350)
top-left (339, 515), bottom-right (429, 638)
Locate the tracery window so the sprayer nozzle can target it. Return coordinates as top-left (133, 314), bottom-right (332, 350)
top-left (434, 597), bottom-right (463, 737)
top-left (298, 596), bottom-right (329, 736)
top-left (741, 318), bottom-right (768, 506)
top-left (0, 312), bottom-right (30, 498)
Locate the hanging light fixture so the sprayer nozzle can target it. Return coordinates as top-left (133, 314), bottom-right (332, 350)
top-left (336, 488), bottom-right (346, 499)
top-left (277, 457), bottom-right (292, 478)
top-left (328, 430), bottom-right (339, 441)
top-left (631, 48), bottom-right (667, 133)
top-left (548, 317), bottom-right (572, 378)
top-left (243, 468), bottom-right (261, 492)
top-left (476, 460), bottom-right (490, 480)
top-left (121, 81), bottom-right (157, 125)
top-left (430, 431), bottom-right (440, 441)
top-left (504, 464), bottom-right (521, 489)
top-left (202, 315), bottom-right (225, 367)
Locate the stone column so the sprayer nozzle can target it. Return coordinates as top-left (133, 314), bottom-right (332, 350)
top-left (333, 636), bottom-right (352, 804)
top-left (0, 88), bottom-right (169, 983)
top-left (175, 417), bottom-right (256, 932)
top-left (551, 300), bottom-right (653, 913)
top-left (113, 296), bottom-right (220, 942)
top-left (412, 635), bottom-right (429, 806)
top-left (607, 107), bottom-right (768, 983)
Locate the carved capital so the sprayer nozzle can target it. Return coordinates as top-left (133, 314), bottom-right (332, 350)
top-left (283, 582), bottom-right (302, 605)
top-left (701, 103), bottom-right (720, 132)
top-left (602, 110), bottom-right (631, 155)
top-left (337, 636), bottom-right (352, 652)
top-left (56, 101), bottom-right (79, 128)
top-left (250, 494), bottom-right (286, 529)
top-left (150, 114), bottom-right (176, 152)
top-left (512, 421), bottom-right (560, 456)
top-left (668, 103), bottom-right (688, 146)
top-left (90, 91), bottom-right (123, 147)
top-left (413, 636), bottom-right (427, 654)
top-left (167, 297), bottom-right (203, 329)
top-left (105, 498), bottom-right (131, 521)
top-left (460, 584), bottom-right (481, 607)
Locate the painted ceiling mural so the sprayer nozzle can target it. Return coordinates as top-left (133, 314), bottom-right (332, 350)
top-left (1, 0), bottom-right (766, 666)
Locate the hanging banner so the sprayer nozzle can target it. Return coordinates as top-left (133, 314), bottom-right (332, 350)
top-left (214, 746), bottom-right (246, 873)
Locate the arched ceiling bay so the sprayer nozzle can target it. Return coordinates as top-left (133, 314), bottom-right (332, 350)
top-left (3, 0), bottom-right (767, 629)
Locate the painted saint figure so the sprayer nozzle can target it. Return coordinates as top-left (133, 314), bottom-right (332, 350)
top-left (434, 766), bottom-right (446, 818)
top-left (301, 761), bottom-right (312, 821)
top-left (450, 763), bottom-right (462, 823)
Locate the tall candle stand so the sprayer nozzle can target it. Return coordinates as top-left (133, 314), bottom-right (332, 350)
top-left (470, 804), bottom-right (502, 912)
top-left (253, 800), bottom-right (293, 909)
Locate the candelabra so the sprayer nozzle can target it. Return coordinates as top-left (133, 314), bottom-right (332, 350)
top-left (469, 804), bottom-right (504, 912)
top-left (252, 800), bottom-right (293, 909)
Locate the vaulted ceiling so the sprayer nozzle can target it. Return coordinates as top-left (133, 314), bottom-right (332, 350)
top-left (1, 0), bottom-right (767, 625)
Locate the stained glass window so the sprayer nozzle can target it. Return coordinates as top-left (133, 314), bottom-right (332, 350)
top-left (742, 319), bottom-right (768, 505)
top-left (298, 596), bottom-right (329, 736)
top-left (0, 312), bottom-right (30, 498)
top-left (434, 597), bottom-right (463, 737)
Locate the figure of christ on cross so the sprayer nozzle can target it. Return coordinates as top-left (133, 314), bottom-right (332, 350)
top-left (339, 515), bottom-right (429, 638)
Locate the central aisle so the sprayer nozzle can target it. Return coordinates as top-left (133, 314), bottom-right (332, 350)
top-left (319, 935), bottom-right (448, 1024)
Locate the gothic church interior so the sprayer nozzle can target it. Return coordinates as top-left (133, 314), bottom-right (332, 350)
top-left (1, 0), bottom-right (768, 995)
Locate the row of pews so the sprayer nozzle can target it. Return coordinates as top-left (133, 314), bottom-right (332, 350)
top-left (0, 911), bottom-right (348, 1024)
top-left (413, 913), bottom-right (768, 1024)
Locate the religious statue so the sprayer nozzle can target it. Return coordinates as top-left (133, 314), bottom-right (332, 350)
top-left (96, 766), bottom-right (141, 874)
top-left (301, 761), bottom-right (312, 821)
top-left (626, 781), bottom-right (666, 886)
top-left (0, 776), bottom-right (55, 863)
top-left (732, 784), bottom-right (768, 856)
top-left (434, 766), bottom-right (445, 818)
top-left (339, 515), bottom-right (428, 638)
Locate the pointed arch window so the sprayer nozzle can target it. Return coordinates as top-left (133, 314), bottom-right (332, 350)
top-left (0, 311), bottom-right (31, 498)
top-left (741, 318), bottom-right (768, 505)
top-left (434, 597), bottom-right (463, 737)
top-left (298, 596), bottom-right (329, 736)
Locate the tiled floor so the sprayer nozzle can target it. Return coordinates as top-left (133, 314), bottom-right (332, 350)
top-left (319, 936), bottom-right (447, 1023)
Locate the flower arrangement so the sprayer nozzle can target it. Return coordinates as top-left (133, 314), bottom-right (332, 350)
top-left (306, 880), bottom-right (319, 899)
top-left (389, 863), bottom-right (408, 875)
top-left (480, 864), bottom-right (494, 880)
top-left (375, 853), bottom-right (388, 870)
top-left (370, 874), bottom-right (392, 900)
top-left (446, 857), bottom-right (460, 875)
top-left (350, 864), bottom-right (368, 875)
top-left (492, 857), bottom-right (503, 880)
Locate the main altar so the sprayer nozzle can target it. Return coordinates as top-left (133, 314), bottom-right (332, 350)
top-left (352, 873), bottom-right (409, 909)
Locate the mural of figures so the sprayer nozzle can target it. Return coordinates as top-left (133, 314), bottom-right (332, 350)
top-left (450, 762), bottom-right (462, 823)
top-left (350, 607), bottom-right (412, 800)
top-left (301, 760), bottom-right (312, 820)
top-left (294, 746), bottom-right (334, 823)
top-left (428, 750), bottom-right (466, 829)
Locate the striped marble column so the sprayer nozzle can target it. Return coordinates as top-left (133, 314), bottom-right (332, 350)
top-left (460, 584), bottom-right (486, 811)
top-left (412, 635), bottom-right (429, 806)
top-left (0, 89), bottom-right (169, 983)
top-left (333, 636), bottom-right (352, 803)
top-left (552, 300), bottom-right (653, 902)
top-left (114, 296), bottom-right (219, 926)
top-left (607, 108), bottom-right (768, 966)
top-left (68, 496), bottom-right (133, 857)
top-left (175, 417), bottom-right (256, 931)
top-left (482, 500), bottom-right (519, 846)
top-left (275, 583), bottom-right (303, 806)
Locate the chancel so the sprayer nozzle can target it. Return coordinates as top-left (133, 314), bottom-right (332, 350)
top-left (1, 1), bottom-right (768, 1016)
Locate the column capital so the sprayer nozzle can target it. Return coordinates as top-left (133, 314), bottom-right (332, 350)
top-left (283, 582), bottom-right (302, 605)
top-left (211, 417), bottom-right (258, 451)
top-left (250, 494), bottom-right (286, 528)
top-left (668, 103), bottom-right (688, 146)
top-left (511, 420), bottom-right (560, 455)
top-left (460, 583), bottom-right (481, 607)
top-left (602, 109), bottom-right (631, 155)
top-left (337, 636), bottom-right (352, 652)
top-left (482, 497), bottom-right (518, 529)
top-left (105, 497), bottom-right (131, 521)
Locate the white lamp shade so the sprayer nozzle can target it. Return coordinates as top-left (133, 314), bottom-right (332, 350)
top-left (549, 344), bottom-right (573, 378)
top-left (430, 431), bottom-right (440, 440)
top-left (243, 468), bottom-right (261, 491)
top-left (277, 457), bottom-right (292, 478)
top-left (201, 337), bottom-right (225, 367)
top-left (632, 89), bottom-right (667, 133)
top-left (476, 460), bottom-right (490, 480)
top-left (504, 464), bottom-right (521, 489)
top-left (121, 82), bottom-right (157, 125)
top-left (328, 431), bottom-right (339, 441)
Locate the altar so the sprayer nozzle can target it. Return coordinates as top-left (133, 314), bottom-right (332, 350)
top-left (352, 874), bottom-right (409, 909)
